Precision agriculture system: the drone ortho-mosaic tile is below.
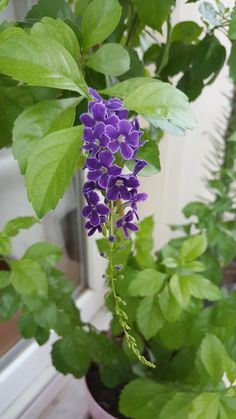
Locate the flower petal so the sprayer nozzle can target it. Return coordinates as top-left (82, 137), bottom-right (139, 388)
top-left (98, 174), bottom-right (109, 189)
top-left (126, 223), bottom-right (139, 232)
top-left (90, 210), bottom-right (100, 227)
top-left (106, 124), bottom-right (119, 139)
top-left (127, 131), bottom-right (139, 147)
top-left (94, 121), bottom-right (105, 138)
top-left (97, 203), bottom-right (110, 215)
top-left (119, 120), bottom-right (132, 135)
top-left (126, 175), bottom-right (139, 188)
top-left (87, 169), bottom-right (101, 181)
top-left (108, 140), bottom-right (119, 153)
top-left (88, 191), bottom-right (100, 205)
top-left (109, 164), bottom-right (122, 177)
top-left (106, 115), bottom-right (119, 126)
top-left (86, 158), bottom-right (101, 170)
top-left (88, 88), bottom-right (103, 102)
top-left (99, 150), bottom-right (114, 167)
top-left (80, 113), bottom-right (94, 127)
top-left (91, 103), bottom-right (106, 121)
top-left (117, 109), bottom-right (128, 120)
top-left (106, 186), bottom-right (120, 200)
top-left (120, 186), bottom-right (131, 201)
top-left (81, 205), bottom-right (91, 217)
top-left (83, 127), bottom-right (94, 141)
top-left (120, 142), bottom-right (134, 160)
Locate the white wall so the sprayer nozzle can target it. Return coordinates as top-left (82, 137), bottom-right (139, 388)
top-left (139, 0), bottom-right (233, 249)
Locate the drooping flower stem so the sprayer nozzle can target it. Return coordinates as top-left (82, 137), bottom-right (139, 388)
top-left (108, 206), bottom-right (155, 369)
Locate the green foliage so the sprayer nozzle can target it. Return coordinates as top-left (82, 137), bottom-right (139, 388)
top-left (0, 27), bottom-right (86, 95)
top-left (81, 0), bottom-right (121, 50)
top-left (23, 242), bottom-right (62, 267)
top-left (86, 43), bottom-right (130, 76)
top-left (129, 269), bottom-right (166, 296)
top-left (137, 296), bottom-right (163, 339)
top-left (171, 21), bottom-right (202, 44)
top-left (10, 259), bottom-right (48, 297)
top-left (26, 0), bottom-right (72, 20)
top-left (131, 0), bottom-right (175, 32)
top-left (3, 216), bottom-right (38, 236)
top-left (135, 216), bottom-right (155, 269)
top-left (13, 97), bottom-right (81, 174)
top-left (26, 126), bottom-right (83, 218)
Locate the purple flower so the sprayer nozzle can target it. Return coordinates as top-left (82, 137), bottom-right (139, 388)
top-left (82, 122), bottom-right (110, 156)
top-left (86, 150), bottom-right (122, 188)
top-left (133, 160), bottom-right (148, 176)
top-left (82, 191), bottom-right (109, 227)
top-left (106, 174), bottom-right (139, 201)
top-left (85, 216), bottom-right (107, 237)
top-left (82, 181), bottom-right (96, 193)
top-left (106, 120), bottom-right (140, 160)
top-left (116, 211), bottom-right (139, 238)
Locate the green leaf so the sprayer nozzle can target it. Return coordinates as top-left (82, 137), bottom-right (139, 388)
top-left (3, 216), bottom-right (38, 236)
top-left (229, 7), bottom-right (236, 40)
top-left (35, 327), bottom-right (50, 345)
top-left (59, 329), bottom-right (91, 375)
top-left (119, 47), bottom-right (144, 81)
top-left (128, 269), bottom-right (166, 297)
top-left (200, 334), bottom-right (225, 383)
top-left (137, 296), bottom-right (164, 339)
top-left (0, 271), bottom-right (10, 288)
top-left (33, 301), bottom-right (58, 330)
top-left (189, 393), bottom-right (219, 419)
top-left (0, 27), bottom-right (86, 95)
top-left (26, 0), bottom-right (72, 20)
top-left (26, 126), bottom-right (83, 218)
top-left (0, 286), bottom-right (21, 321)
top-left (171, 21), bottom-right (202, 43)
top-left (13, 97), bottom-right (82, 174)
top-left (86, 43), bottom-right (130, 76)
top-left (103, 78), bottom-right (197, 134)
top-left (180, 234), bottom-right (207, 262)
top-left (10, 259), bottom-right (48, 297)
top-left (131, 0), bottom-right (175, 32)
top-left (169, 274), bottom-right (191, 307)
top-left (126, 139), bottom-right (160, 176)
top-left (159, 393), bottom-right (197, 419)
top-left (186, 274), bottom-right (221, 301)
top-left (31, 17), bottom-right (80, 61)
top-left (135, 216), bottom-right (155, 269)
top-left (23, 242), bottom-right (61, 267)
top-left (0, 0), bottom-right (8, 13)
top-left (119, 379), bottom-right (174, 419)
top-left (0, 233), bottom-right (11, 255)
top-left (159, 285), bottom-right (182, 323)
top-left (0, 86), bottom-right (35, 148)
top-left (18, 314), bottom-right (37, 338)
top-left (81, 0), bottom-right (121, 50)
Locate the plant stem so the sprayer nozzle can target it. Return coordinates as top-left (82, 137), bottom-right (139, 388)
top-left (156, 16), bottom-right (172, 76)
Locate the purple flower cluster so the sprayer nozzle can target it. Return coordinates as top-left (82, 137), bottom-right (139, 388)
top-left (81, 88), bottom-right (148, 238)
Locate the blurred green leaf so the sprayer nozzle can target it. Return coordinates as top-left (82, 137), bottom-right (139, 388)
top-left (23, 242), bottom-right (61, 267)
top-left (0, 271), bottom-right (10, 289)
top-left (86, 43), bottom-right (130, 76)
top-left (26, 0), bottom-right (72, 20)
top-left (137, 296), bottom-right (164, 339)
top-left (10, 259), bottom-right (48, 297)
top-left (171, 21), bottom-right (202, 43)
top-left (129, 269), bottom-right (166, 297)
top-left (3, 216), bottom-right (38, 237)
top-left (135, 216), bottom-right (155, 269)
top-left (131, 0), bottom-right (175, 32)
top-left (180, 234), bottom-right (207, 262)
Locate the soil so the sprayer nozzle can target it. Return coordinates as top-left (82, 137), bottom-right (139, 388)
top-left (222, 260), bottom-right (236, 285)
top-left (86, 364), bottom-right (127, 419)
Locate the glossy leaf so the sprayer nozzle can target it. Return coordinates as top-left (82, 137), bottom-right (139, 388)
top-left (33, 301), bottom-right (58, 330)
top-left (188, 393), bottom-right (219, 419)
top-left (13, 97), bottom-right (82, 174)
top-left (81, 0), bottom-right (121, 50)
top-left (129, 269), bottom-right (166, 297)
top-left (10, 259), bottom-right (48, 297)
top-left (169, 274), bottom-right (191, 307)
top-left (131, 0), bottom-right (175, 32)
top-left (26, 126), bottom-right (83, 218)
top-left (137, 296), bottom-right (164, 339)
top-left (26, 0), bottom-right (72, 20)
top-left (180, 234), bottom-right (207, 262)
top-left (158, 285), bottom-right (181, 323)
top-left (171, 21), bottom-right (202, 43)
top-left (0, 27), bottom-right (86, 95)
top-left (31, 17), bottom-right (80, 60)
top-left (186, 275), bottom-right (221, 301)
top-left (86, 43), bottom-right (130, 76)
top-left (229, 7), bottom-right (236, 40)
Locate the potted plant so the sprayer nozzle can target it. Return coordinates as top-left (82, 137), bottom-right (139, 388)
top-left (1, 0), bottom-right (236, 418)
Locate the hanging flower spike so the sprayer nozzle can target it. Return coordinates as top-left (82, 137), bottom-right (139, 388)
top-left (80, 88), bottom-right (155, 369)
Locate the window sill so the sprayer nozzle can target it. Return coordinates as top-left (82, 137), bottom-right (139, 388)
top-left (0, 289), bottom-right (108, 419)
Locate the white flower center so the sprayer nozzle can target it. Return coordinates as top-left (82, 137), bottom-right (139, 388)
top-left (101, 166), bottom-right (108, 174)
top-left (94, 139), bottom-right (100, 146)
top-left (116, 179), bottom-right (124, 187)
top-left (117, 134), bottom-right (126, 143)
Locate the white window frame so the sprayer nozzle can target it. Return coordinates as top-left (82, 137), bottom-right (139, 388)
top-left (0, 233), bottom-right (107, 419)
